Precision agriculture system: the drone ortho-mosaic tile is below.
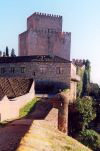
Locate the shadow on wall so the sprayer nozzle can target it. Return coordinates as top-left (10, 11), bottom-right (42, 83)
top-left (0, 92), bottom-right (35, 122)
top-left (0, 93), bottom-right (69, 150)
top-left (35, 80), bottom-right (68, 94)
top-left (26, 100), bottom-right (53, 119)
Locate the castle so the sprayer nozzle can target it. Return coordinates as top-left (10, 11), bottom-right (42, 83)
top-left (0, 12), bottom-right (79, 101)
top-left (0, 12), bottom-right (81, 135)
top-left (19, 12), bottom-right (71, 60)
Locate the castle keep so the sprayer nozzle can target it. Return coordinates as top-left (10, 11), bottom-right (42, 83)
top-left (0, 13), bottom-right (80, 133)
top-left (0, 12), bottom-right (79, 101)
top-left (19, 12), bottom-right (71, 60)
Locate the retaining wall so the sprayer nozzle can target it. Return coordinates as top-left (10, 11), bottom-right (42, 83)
top-left (0, 92), bottom-right (35, 122)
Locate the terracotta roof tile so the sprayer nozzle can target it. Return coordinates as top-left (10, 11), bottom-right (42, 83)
top-left (0, 78), bottom-right (33, 100)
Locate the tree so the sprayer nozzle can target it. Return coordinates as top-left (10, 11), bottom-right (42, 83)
top-left (6, 46), bottom-right (9, 57)
top-left (76, 97), bottom-right (96, 131)
top-left (11, 48), bottom-right (16, 57)
top-left (89, 83), bottom-right (100, 99)
top-left (82, 60), bottom-right (91, 96)
top-left (3, 52), bottom-right (6, 57)
top-left (79, 130), bottom-right (100, 151)
top-left (0, 51), bottom-right (2, 57)
top-left (77, 66), bottom-right (84, 97)
top-left (85, 59), bottom-right (91, 83)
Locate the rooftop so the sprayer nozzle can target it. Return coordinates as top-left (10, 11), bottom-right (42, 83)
top-left (0, 78), bottom-right (33, 100)
top-left (0, 55), bottom-right (71, 63)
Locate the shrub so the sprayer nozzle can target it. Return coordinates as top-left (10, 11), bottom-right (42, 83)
top-left (76, 97), bottom-right (96, 131)
top-left (79, 129), bottom-right (100, 151)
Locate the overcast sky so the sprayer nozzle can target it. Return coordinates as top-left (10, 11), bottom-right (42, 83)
top-left (0, 0), bottom-right (100, 84)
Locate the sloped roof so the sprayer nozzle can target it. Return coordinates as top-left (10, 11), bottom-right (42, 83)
top-left (0, 55), bottom-right (71, 63)
top-left (0, 78), bottom-right (33, 100)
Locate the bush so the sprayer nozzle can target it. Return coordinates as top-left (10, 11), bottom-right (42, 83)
top-left (76, 97), bottom-right (96, 131)
top-left (79, 130), bottom-right (100, 151)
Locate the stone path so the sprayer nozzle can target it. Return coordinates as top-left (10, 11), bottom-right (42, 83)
top-left (0, 99), bottom-right (58, 151)
top-left (0, 120), bottom-right (33, 151)
top-left (16, 120), bottom-right (91, 151)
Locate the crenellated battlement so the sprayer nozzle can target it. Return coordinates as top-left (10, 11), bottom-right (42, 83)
top-left (27, 12), bottom-right (62, 20)
top-left (72, 59), bottom-right (85, 67)
top-left (27, 12), bottom-right (62, 32)
top-left (61, 32), bottom-right (71, 36)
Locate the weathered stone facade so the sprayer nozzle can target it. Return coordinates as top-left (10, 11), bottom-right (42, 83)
top-left (27, 12), bottom-right (62, 32)
top-left (0, 56), bottom-right (70, 84)
top-left (0, 55), bottom-right (79, 100)
top-left (19, 12), bottom-right (71, 60)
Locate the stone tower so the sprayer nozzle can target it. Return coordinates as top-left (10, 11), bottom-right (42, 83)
top-left (19, 12), bottom-right (71, 60)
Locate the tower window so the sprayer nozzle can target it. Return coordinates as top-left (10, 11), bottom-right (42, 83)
top-left (56, 67), bottom-right (63, 74)
top-left (10, 67), bottom-right (15, 73)
top-left (21, 67), bottom-right (25, 73)
top-left (40, 67), bottom-right (46, 73)
top-left (33, 72), bottom-right (35, 76)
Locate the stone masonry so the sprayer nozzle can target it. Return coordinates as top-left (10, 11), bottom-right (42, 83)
top-left (0, 55), bottom-right (79, 100)
top-left (19, 12), bottom-right (71, 60)
top-left (0, 56), bottom-right (71, 86)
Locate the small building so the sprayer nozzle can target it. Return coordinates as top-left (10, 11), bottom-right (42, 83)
top-left (0, 78), bottom-right (35, 121)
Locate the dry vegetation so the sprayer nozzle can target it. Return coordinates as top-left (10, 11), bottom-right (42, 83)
top-left (17, 120), bottom-right (92, 151)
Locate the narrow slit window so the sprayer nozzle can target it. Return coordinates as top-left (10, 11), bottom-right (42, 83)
top-left (10, 67), bottom-right (15, 73)
top-left (56, 67), bottom-right (63, 74)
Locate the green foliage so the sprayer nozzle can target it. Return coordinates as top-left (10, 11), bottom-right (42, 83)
top-left (62, 88), bottom-right (69, 93)
top-left (89, 83), bottom-right (100, 98)
top-left (77, 67), bottom-right (84, 97)
top-left (79, 130), bottom-right (100, 151)
top-left (11, 48), bottom-right (16, 57)
top-left (6, 46), bottom-right (9, 56)
top-left (76, 97), bottom-right (96, 131)
top-left (76, 60), bottom-right (91, 97)
top-left (85, 60), bottom-right (91, 73)
top-left (82, 60), bottom-right (91, 96)
top-left (19, 97), bottom-right (38, 118)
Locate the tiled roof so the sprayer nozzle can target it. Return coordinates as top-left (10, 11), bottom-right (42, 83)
top-left (0, 78), bottom-right (33, 100)
top-left (0, 55), bottom-right (71, 63)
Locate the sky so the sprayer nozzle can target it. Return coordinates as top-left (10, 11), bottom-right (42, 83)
top-left (0, 0), bottom-right (100, 84)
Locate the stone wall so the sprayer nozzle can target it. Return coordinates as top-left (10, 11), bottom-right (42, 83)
top-left (0, 61), bottom-right (71, 89)
top-left (70, 81), bottom-right (77, 101)
top-left (0, 92), bottom-right (35, 122)
top-left (19, 30), bottom-right (71, 60)
top-left (19, 31), bottom-right (28, 56)
top-left (70, 63), bottom-right (80, 100)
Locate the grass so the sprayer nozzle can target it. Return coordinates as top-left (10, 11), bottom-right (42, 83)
top-left (19, 97), bottom-right (39, 118)
top-left (62, 88), bottom-right (69, 93)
